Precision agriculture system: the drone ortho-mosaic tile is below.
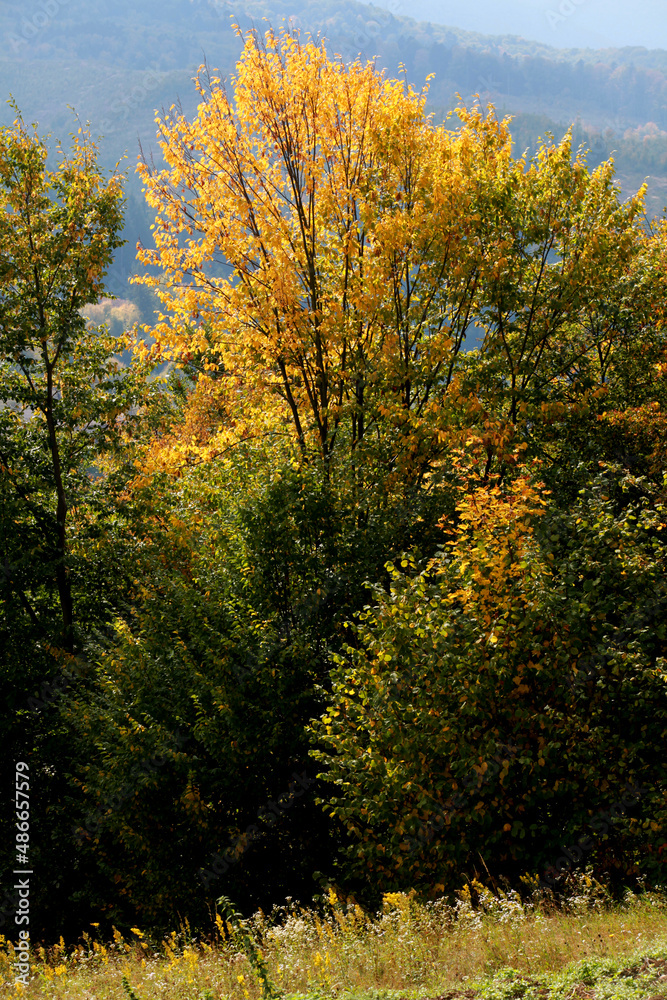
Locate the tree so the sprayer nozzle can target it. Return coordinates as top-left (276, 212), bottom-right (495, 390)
top-left (0, 109), bottom-right (158, 940)
top-left (310, 465), bottom-right (667, 897)
top-left (135, 26), bottom-right (480, 478)
top-left (125, 31), bottom-right (667, 915)
top-left (0, 108), bottom-right (127, 653)
top-left (135, 28), bottom-right (662, 490)
top-left (60, 446), bottom-right (346, 928)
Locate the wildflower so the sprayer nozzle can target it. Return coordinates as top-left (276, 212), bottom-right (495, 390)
top-left (382, 891), bottom-right (414, 915)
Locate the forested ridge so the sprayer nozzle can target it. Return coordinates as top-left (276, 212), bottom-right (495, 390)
top-left (1, 25), bottom-right (667, 943)
top-left (3, 0), bottom-right (667, 319)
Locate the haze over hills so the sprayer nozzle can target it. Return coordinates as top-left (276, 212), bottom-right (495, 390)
top-left (2, 0), bottom-right (666, 312)
top-left (3, 1), bottom-right (667, 159)
top-left (368, 0), bottom-right (667, 52)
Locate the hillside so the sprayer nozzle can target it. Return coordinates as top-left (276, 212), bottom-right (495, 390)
top-left (369, 0), bottom-right (667, 51)
top-left (2, 22), bottom-right (666, 944)
top-left (2, 0), bottom-right (666, 308)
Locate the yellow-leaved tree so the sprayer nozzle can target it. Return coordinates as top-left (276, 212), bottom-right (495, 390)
top-left (135, 27), bottom-right (490, 480)
top-left (135, 27), bottom-right (662, 485)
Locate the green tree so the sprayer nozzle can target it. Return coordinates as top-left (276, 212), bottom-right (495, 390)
top-left (0, 108), bottom-right (128, 651)
top-left (59, 437), bottom-right (451, 928)
top-left (0, 109), bottom-right (156, 939)
top-left (311, 466), bottom-right (667, 897)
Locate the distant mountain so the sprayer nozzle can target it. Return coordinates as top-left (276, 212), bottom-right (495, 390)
top-left (3, 0), bottom-right (667, 140)
top-left (2, 0), bottom-right (665, 318)
top-left (367, 0), bottom-right (667, 53)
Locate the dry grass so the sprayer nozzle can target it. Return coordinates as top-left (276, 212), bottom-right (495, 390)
top-left (1, 876), bottom-right (666, 999)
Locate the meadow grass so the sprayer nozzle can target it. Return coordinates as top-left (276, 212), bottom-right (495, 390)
top-left (1, 875), bottom-right (666, 999)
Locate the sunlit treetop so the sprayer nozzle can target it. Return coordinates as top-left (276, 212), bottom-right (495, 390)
top-left (134, 28), bottom-right (666, 484)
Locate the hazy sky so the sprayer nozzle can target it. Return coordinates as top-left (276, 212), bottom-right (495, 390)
top-left (368, 0), bottom-right (667, 50)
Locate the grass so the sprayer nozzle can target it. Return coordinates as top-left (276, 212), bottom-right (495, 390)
top-left (1, 874), bottom-right (667, 999)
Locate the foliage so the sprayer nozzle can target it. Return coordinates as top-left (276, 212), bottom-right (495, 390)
top-left (136, 28), bottom-right (469, 472)
top-left (0, 107), bottom-right (126, 648)
top-left (6, 0), bottom-right (667, 319)
top-left (121, 974), bottom-right (145, 1000)
top-left (81, 296), bottom-right (140, 339)
top-left (3, 26), bottom-right (667, 941)
top-left (57, 446), bottom-right (335, 928)
top-left (217, 894), bottom-right (283, 1000)
top-left (0, 109), bottom-right (159, 939)
top-left (135, 29), bottom-right (664, 496)
top-left (58, 438), bottom-right (451, 928)
top-left (311, 464), bottom-right (667, 895)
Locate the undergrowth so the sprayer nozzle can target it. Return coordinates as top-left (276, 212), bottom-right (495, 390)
top-left (1, 872), bottom-right (666, 998)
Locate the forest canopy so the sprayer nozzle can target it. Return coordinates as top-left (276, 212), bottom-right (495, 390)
top-left (1, 29), bottom-right (666, 938)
